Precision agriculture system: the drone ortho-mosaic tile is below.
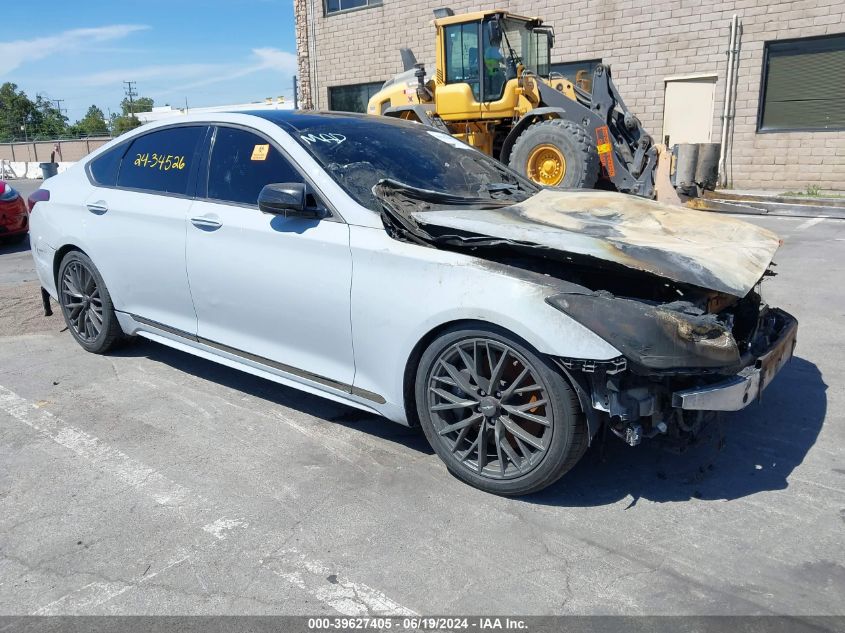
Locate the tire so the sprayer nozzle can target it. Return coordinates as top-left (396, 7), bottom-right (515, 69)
top-left (508, 119), bottom-right (600, 189)
top-left (415, 324), bottom-right (588, 496)
top-left (57, 251), bottom-right (124, 354)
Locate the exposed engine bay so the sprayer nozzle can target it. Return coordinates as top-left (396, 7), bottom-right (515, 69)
top-left (375, 180), bottom-right (798, 447)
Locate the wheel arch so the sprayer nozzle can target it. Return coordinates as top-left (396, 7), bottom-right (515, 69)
top-left (401, 317), bottom-right (590, 430)
top-left (53, 243), bottom-right (86, 288)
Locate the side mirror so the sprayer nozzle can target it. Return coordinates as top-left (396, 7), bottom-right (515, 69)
top-left (258, 183), bottom-right (321, 219)
top-left (486, 18), bottom-right (502, 47)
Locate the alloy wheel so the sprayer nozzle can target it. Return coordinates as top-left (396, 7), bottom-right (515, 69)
top-left (426, 338), bottom-right (553, 480)
top-left (60, 260), bottom-right (104, 343)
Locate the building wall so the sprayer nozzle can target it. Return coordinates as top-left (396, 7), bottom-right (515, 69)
top-left (296, 0), bottom-right (845, 190)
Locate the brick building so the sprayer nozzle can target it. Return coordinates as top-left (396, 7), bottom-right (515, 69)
top-left (294, 0), bottom-right (845, 190)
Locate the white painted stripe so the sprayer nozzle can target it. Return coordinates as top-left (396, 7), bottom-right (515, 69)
top-left (265, 549), bottom-right (418, 616)
top-left (32, 554), bottom-right (191, 615)
top-left (32, 582), bottom-right (131, 615)
top-left (2, 383), bottom-right (416, 617)
top-left (202, 516), bottom-right (249, 540)
top-left (0, 385), bottom-right (200, 509)
top-left (795, 217), bottom-right (826, 231)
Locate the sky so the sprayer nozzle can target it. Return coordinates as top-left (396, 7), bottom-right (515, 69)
top-left (0, 0), bottom-right (298, 123)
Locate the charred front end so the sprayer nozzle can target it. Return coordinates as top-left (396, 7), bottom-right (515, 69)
top-left (375, 181), bottom-right (798, 447)
top-left (546, 289), bottom-right (797, 446)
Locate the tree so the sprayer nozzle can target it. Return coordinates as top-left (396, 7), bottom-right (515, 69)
top-left (111, 112), bottom-right (142, 135)
top-left (0, 83), bottom-right (69, 141)
top-left (110, 95), bottom-right (153, 135)
top-left (32, 95), bottom-right (68, 139)
top-left (73, 105), bottom-right (110, 137)
top-left (0, 82), bottom-right (36, 142)
top-left (120, 95), bottom-right (153, 116)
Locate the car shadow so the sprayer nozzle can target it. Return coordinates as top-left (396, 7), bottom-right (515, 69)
top-left (111, 338), bottom-right (435, 455)
top-left (524, 356), bottom-right (826, 506)
top-left (113, 340), bottom-right (825, 504)
top-left (0, 234), bottom-right (31, 254)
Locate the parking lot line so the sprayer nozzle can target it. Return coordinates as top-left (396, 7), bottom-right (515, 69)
top-left (795, 217), bottom-right (827, 231)
top-left (1, 382), bottom-right (417, 616)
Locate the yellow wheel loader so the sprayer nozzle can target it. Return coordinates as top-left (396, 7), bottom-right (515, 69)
top-left (366, 8), bottom-right (719, 200)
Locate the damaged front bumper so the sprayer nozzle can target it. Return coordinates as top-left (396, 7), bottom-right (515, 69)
top-left (556, 307), bottom-right (798, 446)
top-left (672, 308), bottom-right (797, 411)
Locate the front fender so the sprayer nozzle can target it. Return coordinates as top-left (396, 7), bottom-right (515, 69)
top-left (348, 225), bottom-right (620, 423)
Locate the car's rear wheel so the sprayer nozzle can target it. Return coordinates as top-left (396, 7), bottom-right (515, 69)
top-left (57, 251), bottom-right (123, 354)
top-left (415, 325), bottom-right (587, 496)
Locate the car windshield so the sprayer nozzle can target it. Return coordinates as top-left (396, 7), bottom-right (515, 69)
top-left (283, 115), bottom-right (537, 211)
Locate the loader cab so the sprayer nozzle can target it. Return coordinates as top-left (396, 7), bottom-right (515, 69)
top-left (436, 11), bottom-right (553, 118)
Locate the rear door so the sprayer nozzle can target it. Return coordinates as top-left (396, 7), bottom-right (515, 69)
top-left (185, 125), bottom-right (355, 389)
top-left (83, 125), bottom-right (207, 334)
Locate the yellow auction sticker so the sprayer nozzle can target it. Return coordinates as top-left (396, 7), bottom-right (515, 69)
top-left (251, 144), bottom-right (270, 161)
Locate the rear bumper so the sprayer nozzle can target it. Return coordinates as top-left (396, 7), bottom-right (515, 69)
top-left (672, 309), bottom-right (798, 411)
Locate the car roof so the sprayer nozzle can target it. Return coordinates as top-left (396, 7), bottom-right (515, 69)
top-left (234, 109), bottom-right (376, 132)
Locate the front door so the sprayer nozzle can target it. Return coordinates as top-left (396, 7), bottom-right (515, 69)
top-left (185, 125), bottom-right (355, 388)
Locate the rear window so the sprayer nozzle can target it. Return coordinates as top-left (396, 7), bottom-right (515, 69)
top-left (117, 126), bottom-right (206, 195)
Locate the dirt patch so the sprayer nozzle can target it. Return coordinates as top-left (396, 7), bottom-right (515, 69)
top-left (0, 281), bottom-right (63, 337)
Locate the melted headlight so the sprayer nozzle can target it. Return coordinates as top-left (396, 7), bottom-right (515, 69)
top-left (546, 293), bottom-right (740, 370)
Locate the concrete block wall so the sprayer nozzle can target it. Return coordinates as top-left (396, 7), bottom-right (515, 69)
top-left (297, 0), bottom-right (845, 190)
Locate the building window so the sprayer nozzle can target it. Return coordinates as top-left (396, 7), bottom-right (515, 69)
top-left (550, 59), bottom-right (602, 91)
top-left (328, 82), bottom-right (384, 113)
top-left (324, 0), bottom-right (381, 16)
top-left (758, 34), bottom-right (845, 132)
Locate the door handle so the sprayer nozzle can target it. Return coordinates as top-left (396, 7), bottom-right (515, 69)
top-left (190, 216), bottom-right (223, 230)
top-left (86, 201), bottom-right (108, 215)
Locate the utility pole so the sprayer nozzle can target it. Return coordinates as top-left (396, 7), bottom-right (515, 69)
top-left (123, 81), bottom-right (137, 116)
top-left (52, 99), bottom-right (67, 117)
top-left (293, 76), bottom-right (298, 110)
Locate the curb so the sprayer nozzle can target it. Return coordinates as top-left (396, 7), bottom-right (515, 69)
top-left (686, 198), bottom-right (845, 220)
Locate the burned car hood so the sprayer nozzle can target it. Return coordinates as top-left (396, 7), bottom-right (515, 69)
top-left (403, 188), bottom-right (781, 298)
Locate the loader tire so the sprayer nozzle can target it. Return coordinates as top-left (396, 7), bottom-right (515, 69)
top-left (508, 119), bottom-right (600, 189)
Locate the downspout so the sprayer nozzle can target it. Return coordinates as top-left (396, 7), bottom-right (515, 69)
top-left (718, 14), bottom-right (738, 188)
top-left (308, 0), bottom-right (320, 109)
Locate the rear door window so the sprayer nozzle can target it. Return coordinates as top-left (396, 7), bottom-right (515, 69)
top-left (207, 126), bottom-right (304, 206)
top-left (88, 144), bottom-right (127, 186)
top-left (117, 126), bottom-right (205, 195)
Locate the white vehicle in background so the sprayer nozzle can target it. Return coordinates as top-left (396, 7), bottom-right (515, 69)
top-left (27, 111), bottom-right (797, 495)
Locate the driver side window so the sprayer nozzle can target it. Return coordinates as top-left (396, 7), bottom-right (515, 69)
top-left (207, 126), bottom-right (304, 207)
top-left (444, 23), bottom-right (480, 101)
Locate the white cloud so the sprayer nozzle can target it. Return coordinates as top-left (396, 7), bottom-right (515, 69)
top-left (78, 63), bottom-right (227, 87)
top-left (252, 48), bottom-right (298, 73)
top-left (0, 25), bottom-right (149, 75)
top-left (169, 48), bottom-right (297, 91)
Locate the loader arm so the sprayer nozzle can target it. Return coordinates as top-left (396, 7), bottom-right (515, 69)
top-left (527, 65), bottom-right (659, 198)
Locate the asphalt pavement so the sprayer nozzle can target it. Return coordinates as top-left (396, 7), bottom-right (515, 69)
top-left (1, 179), bottom-right (843, 616)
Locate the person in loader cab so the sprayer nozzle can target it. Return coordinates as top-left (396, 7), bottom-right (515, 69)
top-left (484, 43), bottom-right (506, 97)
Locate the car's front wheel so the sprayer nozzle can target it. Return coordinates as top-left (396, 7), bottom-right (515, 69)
top-left (415, 325), bottom-right (587, 496)
top-left (57, 251), bottom-right (124, 354)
